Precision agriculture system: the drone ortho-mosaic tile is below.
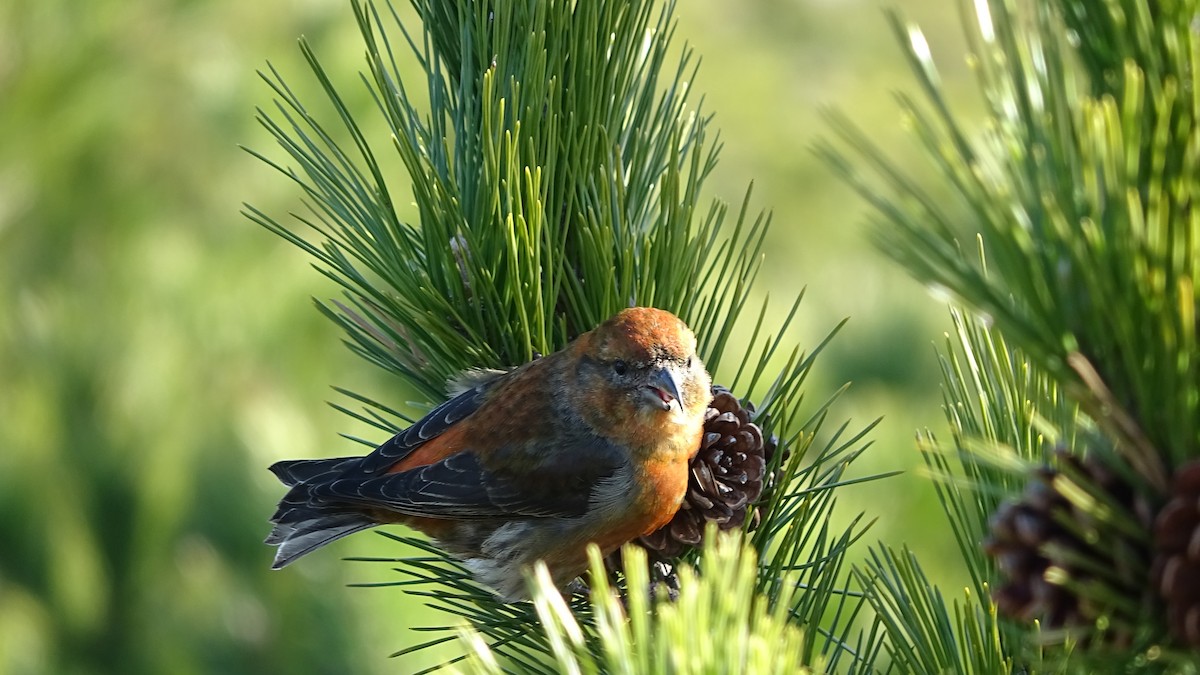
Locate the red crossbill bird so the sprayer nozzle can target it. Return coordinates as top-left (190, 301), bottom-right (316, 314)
top-left (266, 306), bottom-right (713, 600)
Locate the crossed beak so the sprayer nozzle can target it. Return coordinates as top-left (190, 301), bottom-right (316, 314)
top-left (644, 365), bottom-right (684, 412)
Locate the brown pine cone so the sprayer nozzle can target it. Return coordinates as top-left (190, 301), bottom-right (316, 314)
top-left (983, 450), bottom-right (1152, 638)
top-left (1151, 460), bottom-right (1200, 647)
top-left (984, 466), bottom-right (1090, 627)
top-left (637, 385), bottom-right (775, 559)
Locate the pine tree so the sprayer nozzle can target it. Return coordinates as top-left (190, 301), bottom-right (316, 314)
top-left (248, 0), bottom-right (885, 671)
top-left (251, 0), bottom-right (1200, 671)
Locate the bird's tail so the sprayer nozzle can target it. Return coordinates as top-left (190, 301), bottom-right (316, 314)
top-left (266, 457), bottom-right (375, 569)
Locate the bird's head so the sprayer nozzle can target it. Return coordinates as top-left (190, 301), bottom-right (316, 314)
top-left (572, 307), bottom-right (712, 431)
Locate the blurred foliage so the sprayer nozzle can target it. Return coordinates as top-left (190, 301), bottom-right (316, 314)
top-left (0, 0), bottom-right (971, 672)
top-left (0, 0), bottom-right (393, 672)
top-left (461, 534), bottom-right (833, 675)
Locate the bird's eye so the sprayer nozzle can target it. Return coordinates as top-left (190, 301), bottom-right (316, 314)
top-left (612, 359), bottom-right (627, 376)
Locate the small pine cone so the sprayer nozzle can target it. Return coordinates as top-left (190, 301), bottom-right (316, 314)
top-left (984, 451), bottom-right (1151, 636)
top-left (1151, 460), bottom-right (1200, 647)
top-left (984, 466), bottom-right (1089, 627)
top-left (637, 385), bottom-right (773, 559)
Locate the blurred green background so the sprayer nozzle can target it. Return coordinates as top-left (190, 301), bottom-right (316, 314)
top-left (0, 0), bottom-right (977, 672)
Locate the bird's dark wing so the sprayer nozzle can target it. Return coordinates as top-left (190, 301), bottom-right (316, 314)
top-left (311, 440), bottom-right (625, 520)
top-left (355, 379), bottom-right (497, 475)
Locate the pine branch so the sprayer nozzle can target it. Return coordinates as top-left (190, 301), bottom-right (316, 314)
top-left (459, 535), bottom-right (820, 675)
top-left (249, 0), bottom-right (887, 669)
top-left (819, 0), bottom-right (1200, 487)
top-left (245, 0), bottom-right (768, 403)
top-left (858, 307), bottom-right (1168, 673)
top-left (825, 0), bottom-right (1200, 667)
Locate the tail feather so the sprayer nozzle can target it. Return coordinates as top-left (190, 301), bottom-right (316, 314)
top-left (266, 456), bottom-right (375, 568)
top-left (267, 512), bottom-right (375, 568)
top-left (269, 456), bottom-right (357, 487)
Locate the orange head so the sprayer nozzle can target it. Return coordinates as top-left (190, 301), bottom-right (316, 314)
top-left (569, 307), bottom-right (712, 450)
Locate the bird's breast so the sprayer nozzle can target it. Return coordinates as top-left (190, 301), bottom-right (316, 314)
top-left (632, 453), bottom-right (691, 533)
top-left (584, 450), bottom-right (690, 552)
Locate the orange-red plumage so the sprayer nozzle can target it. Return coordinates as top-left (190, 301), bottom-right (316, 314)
top-left (384, 422), bottom-right (471, 474)
top-left (266, 307), bottom-right (712, 600)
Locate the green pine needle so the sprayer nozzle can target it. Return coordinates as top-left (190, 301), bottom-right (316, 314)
top-left (459, 535), bottom-right (818, 675)
top-left (246, 0), bottom-right (776, 403)
top-left (819, 0), bottom-right (1200, 486)
top-left (824, 0), bottom-right (1200, 667)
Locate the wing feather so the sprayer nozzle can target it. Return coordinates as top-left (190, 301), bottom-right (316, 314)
top-left (313, 443), bottom-right (624, 520)
top-left (305, 358), bottom-right (624, 521)
top-left (355, 382), bottom-right (493, 474)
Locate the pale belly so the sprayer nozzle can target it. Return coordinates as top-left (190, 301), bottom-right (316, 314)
top-left (434, 457), bottom-right (689, 601)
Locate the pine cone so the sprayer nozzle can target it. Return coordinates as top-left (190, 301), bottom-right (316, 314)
top-left (984, 465), bottom-right (1089, 627)
top-left (637, 385), bottom-right (776, 559)
top-left (1151, 460), bottom-right (1200, 647)
top-left (983, 451), bottom-right (1152, 637)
